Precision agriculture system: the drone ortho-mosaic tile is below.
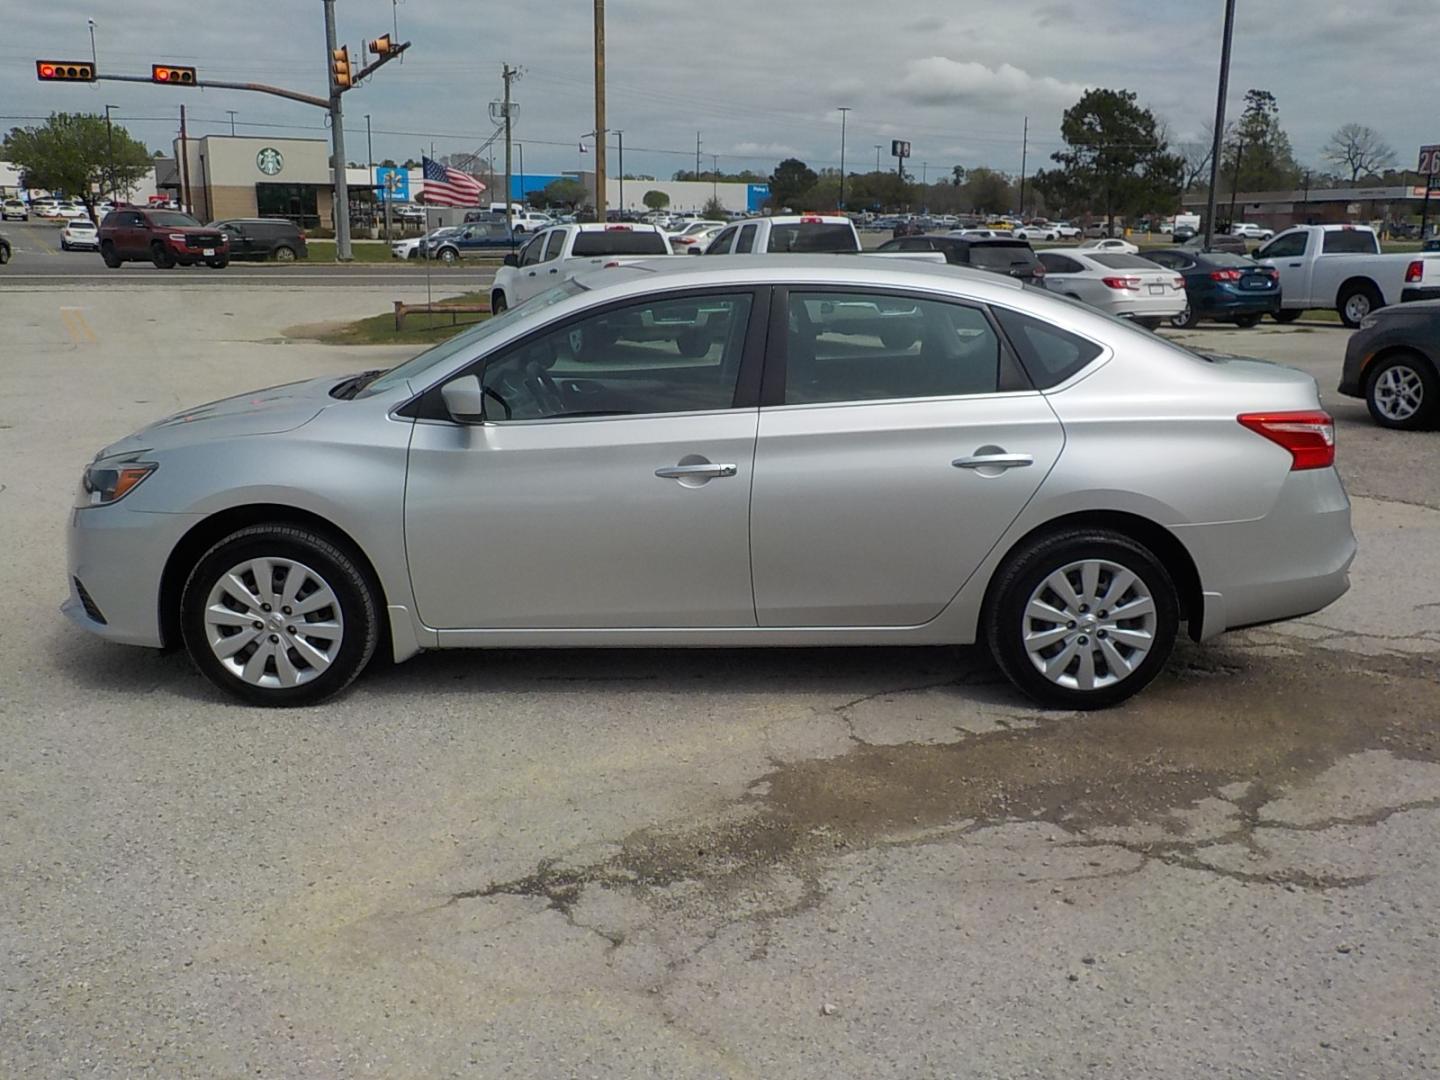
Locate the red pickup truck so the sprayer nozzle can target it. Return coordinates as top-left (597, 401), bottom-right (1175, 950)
top-left (98, 207), bottom-right (229, 269)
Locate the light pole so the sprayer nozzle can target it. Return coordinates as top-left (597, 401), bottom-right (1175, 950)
top-left (226, 110), bottom-right (238, 136)
top-left (874, 144), bottom-right (882, 173)
top-left (1203, 0), bottom-right (1238, 251)
top-left (592, 0), bottom-right (607, 221)
top-left (615, 130), bottom-right (623, 217)
top-left (322, 0), bottom-right (352, 260)
top-left (712, 154), bottom-right (719, 203)
top-left (103, 103), bottom-right (116, 201)
top-left (87, 19), bottom-right (97, 69)
top-left (837, 106), bottom-right (850, 209)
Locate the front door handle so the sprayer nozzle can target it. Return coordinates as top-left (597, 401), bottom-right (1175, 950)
top-left (952, 453), bottom-right (1034, 471)
top-left (655, 463), bottom-right (737, 480)
top-left (1288, 262), bottom-right (1302, 267)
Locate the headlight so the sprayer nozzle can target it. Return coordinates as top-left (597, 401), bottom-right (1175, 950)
top-left (168, 233), bottom-right (187, 242)
top-left (81, 460), bottom-right (157, 506)
top-left (1359, 315), bottom-right (1378, 330)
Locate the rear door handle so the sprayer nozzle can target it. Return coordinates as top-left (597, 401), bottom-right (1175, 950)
top-left (655, 463), bottom-right (737, 480)
top-left (952, 453), bottom-right (1034, 470)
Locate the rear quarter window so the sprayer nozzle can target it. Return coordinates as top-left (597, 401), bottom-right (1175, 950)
top-left (992, 308), bottom-right (1104, 389)
top-left (571, 230), bottom-right (669, 256)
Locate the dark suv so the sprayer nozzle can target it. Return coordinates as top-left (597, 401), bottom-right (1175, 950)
top-left (210, 218), bottom-right (308, 261)
top-left (98, 208), bottom-right (229, 269)
top-left (876, 234), bottom-right (1046, 286)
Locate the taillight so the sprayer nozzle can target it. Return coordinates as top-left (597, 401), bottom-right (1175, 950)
top-left (1172, 276), bottom-right (1185, 289)
top-left (1406, 260), bottom-right (1423, 283)
top-left (1031, 263), bottom-right (1046, 276)
top-left (1101, 276), bottom-right (1140, 290)
top-left (1237, 411), bottom-right (1335, 470)
top-left (1210, 269), bottom-right (1242, 282)
top-left (298, 229), bottom-right (307, 240)
top-left (800, 215), bottom-right (823, 223)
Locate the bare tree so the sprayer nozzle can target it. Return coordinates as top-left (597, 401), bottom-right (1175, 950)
top-left (1177, 120), bottom-right (1233, 192)
top-left (1322, 123), bottom-right (1396, 183)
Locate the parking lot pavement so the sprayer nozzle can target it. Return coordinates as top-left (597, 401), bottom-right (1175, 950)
top-left (2, 285), bottom-right (1438, 1078)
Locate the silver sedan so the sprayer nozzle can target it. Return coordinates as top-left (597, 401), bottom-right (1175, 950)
top-left (64, 256), bottom-right (1355, 709)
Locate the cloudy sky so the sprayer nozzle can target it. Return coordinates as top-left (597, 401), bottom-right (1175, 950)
top-left (4, 0), bottom-right (1435, 181)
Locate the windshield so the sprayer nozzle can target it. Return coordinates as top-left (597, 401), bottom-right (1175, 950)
top-left (149, 211), bottom-right (202, 228)
top-left (357, 280), bottom-right (587, 398)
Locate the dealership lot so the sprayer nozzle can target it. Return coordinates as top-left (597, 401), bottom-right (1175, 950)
top-left (2, 280), bottom-right (1438, 1077)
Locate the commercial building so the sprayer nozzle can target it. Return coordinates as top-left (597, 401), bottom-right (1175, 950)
top-left (1181, 184), bottom-right (1440, 232)
top-left (173, 135), bottom-right (337, 227)
top-left (502, 172), bottom-right (769, 214)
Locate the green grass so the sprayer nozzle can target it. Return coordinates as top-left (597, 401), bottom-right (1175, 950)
top-left (303, 240), bottom-right (506, 265)
top-left (288, 291), bottom-right (491, 345)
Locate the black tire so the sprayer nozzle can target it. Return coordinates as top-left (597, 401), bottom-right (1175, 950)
top-left (1135, 317), bottom-right (1164, 331)
top-left (1365, 352), bottom-right (1440, 431)
top-left (0, 241), bottom-right (10, 265)
top-left (206, 256), bottom-right (230, 269)
top-left (151, 242), bottom-right (176, 269)
top-left (1169, 303), bottom-right (1200, 329)
top-left (61, 241), bottom-right (70, 252)
top-left (491, 290), bottom-right (508, 315)
top-left (1272, 308), bottom-right (1302, 324)
top-left (180, 524), bottom-right (380, 707)
top-left (271, 245), bottom-right (297, 262)
top-left (1232, 313), bottom-right (1263, 328)
top-left (1338, 282), bottom-right (1382, 328)
top-left (985, 528), bottom-right (1180, 710)
top-left (100, 242), bottom-right (121, 268)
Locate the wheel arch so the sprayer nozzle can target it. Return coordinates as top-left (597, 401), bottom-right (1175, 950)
top-left (1363, 343), bottom-right (1439, 386)
top-left (159, 503), bottom-right (393, 658)
top-left (980, 509), bottom-right (1206, 642)
top-left (1335, 275), bottom-right (1382, 307)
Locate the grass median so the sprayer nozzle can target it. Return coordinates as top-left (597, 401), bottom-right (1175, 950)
top-left (285, 291), bottom-right (490, 345)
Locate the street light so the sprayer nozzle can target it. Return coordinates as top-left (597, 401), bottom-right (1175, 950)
top-left (103, 103), bottom-right (117, 201)
top-left (837, 107), bottom-right (850, 209)
top-left (874, 144), bottom-right (882, 173)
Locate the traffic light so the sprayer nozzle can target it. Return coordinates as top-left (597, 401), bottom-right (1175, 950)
top-left (331, 46), bottom-right (352, 89)
top-left (367, 34), bottom-right (395, 56)
top-left (35, 60), bottom-right (95, 82)
top-left (151, 64), bottom-right (197, 86)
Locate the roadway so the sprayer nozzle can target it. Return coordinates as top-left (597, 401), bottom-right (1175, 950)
top-left (0, 220), bottom-right (497, 289)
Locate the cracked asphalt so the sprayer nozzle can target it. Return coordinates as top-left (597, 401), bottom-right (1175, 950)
top-left (2, 289), bottom-right (1439, 1078)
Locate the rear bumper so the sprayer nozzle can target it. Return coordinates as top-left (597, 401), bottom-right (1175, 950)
top-left (1175, 467), bottom-right (1355, 640)
top-left (1196, 288), bottom-right (1281, 316)
top-left (1401, 286), bottom-right (1440, 303)
top-left (1109, 293), bottom-right (1187, 319)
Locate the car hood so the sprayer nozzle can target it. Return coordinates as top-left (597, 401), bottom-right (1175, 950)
top-left (97, 374), bottom-right (346, 458)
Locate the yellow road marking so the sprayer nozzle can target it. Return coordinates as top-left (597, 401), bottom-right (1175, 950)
top-left (59, 306), bottom-right (98, 345)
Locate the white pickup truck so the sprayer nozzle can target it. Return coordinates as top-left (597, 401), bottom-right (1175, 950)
top-left (1255, 224), bottom-right (1440, 327)
top-left (700, 214), bottom-right (945, 266)
top-left (490, 223), bottom-right (675, 312)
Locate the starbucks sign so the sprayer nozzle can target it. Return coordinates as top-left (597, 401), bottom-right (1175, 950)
top-left (256, 147), bottom-right (285, 176)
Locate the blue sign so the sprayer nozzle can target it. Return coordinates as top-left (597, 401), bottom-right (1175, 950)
top-left (747, 183), bottom-right (770, 212)
top-left (376, 166), bottom-right (409, 202)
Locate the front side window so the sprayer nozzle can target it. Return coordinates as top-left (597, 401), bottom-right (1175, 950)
top-left (518, 233), bottom-right (546, 266)
top-left (1259, 231), bottom-right (1307, 259)
top-left (992, 307), bottom-right (1103, 389)
top-left (480, 293), bottom-right (755, 421)
top-left (784, 292), bottom-right (1001, 405)
top-left (541, 230), bottom-right (567, 261)
top-left (735, 224), bottom-right (757, 254)
top-left (704, 227), bottom-right (737, 255)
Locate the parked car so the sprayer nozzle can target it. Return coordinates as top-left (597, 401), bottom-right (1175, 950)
top-left (703, 215), bottom-right (862, 256)
top-left (392, 227), bottom-right (456, 260)
top-left (0, 232), bottom-right (10, 265)
top-left (1144, 249), bottom-right (1281, 328)
top-left (1171, 224), bottom-right (1198, 243)
top-left (1036, 249), bottom-right (1185, 326)
top-left (491, 223), bottom-right (673, 311)
top-left (668, 219), bottom-right (726, 252)
top-left (60, 219), bottom-right (101, 251)
top-left (1083, 222), bottom-right (1123, 239)
top-left (1337, 300), bottom-right (1440, 429)
top-left (2, 199), bottom-right (28, 222)
top-left (54, 203), bottom-right (90, 221)
top-left (1254, 224), bottom-right (1440, 327)
top-left (1229, 223), bottom-right (1275, 241)
top-left (1078, 237), bottom-right (1141, 256)
top-left (877, 234), bottom-right (1046, 285)
top-left (209, 218), bottom-right (308, 261)
top-left (511, 210), bottom-right (554, 234)
top-left (63, 255), bottom-right (1355, 710)
top-left (424, 221), bottom-right (518, 263)
top-left (1013, 223), bottom-right (1059, 241)
top-left (1052, 221), bottom-right (1081, 239)
top-left (97, 207), bottom-right (229, 269)
top-left (1179, 232), bottom-right (1250, 256)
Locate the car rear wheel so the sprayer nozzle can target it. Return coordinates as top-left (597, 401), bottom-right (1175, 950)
top-left (986, 529), bottom-right (1179, 710)
top-left (1232, 313), bottom-right (1263, 328)
top-left (1366, 352), bottom-right (1439, 430)
top-left (180, 524), bottom-right (380, 707)
top-left (1338, 283), bottom-right (1382, 328)
top-left (1272, 309), bottom-right (1302, 324)
top-left (1169, 304), bottom-right (1199, 329)
top-left (206, 256), bottom-right (230, 269)
top-left (100, 242), bottom-right (121, 268)
top-left (0, 242), bottom-right (9, 265)
top-left (272, 245), bottom-right (297, 262)
top-left (150, 242), bottom-right (176, 269)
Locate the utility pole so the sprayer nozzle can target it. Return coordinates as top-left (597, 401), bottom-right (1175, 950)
top-left (104, 104), bottom-right (116, 201)
top-left (179, 104), bottom-right (191, 214)
top-left (365, 113), bottom-right (373, 172)
top-left (1227, 140), bottom-right (1244, 233)
top-left (502, 64), bottom-right (516, 228)
top-left (519, 142), bottom-right (526, 213)
top-left (696, 131), bottom-right (702, 180)
top-left (1203, 0), bottom-right (1237, 252)
top-left (874, 144), bottom-right (882, 173)
top-left (837, 107), bottom-right (850, 210)
top-left (712, 154), bottom-right (719, 202)
top-left (615, 130), bottom-right (623, 217)
top-left (322, 0), bottom-right (352, 260)
top-left (1018, 116), bottom-right (1028, 217)
top-left (922, 161), bottom-right (928, 185)
top-left (592, 0), bottom-right (607, 221)
top-left (226, 109), bottom-right (238, 136)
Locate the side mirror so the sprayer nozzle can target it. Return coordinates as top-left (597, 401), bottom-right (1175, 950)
top-left (440, 375), bottom-right (486, 423)
top-left (503, 253), bottom-right (519, 267)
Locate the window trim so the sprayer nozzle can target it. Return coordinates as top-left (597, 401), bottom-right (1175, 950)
top-left (399, 285), bottom-right (772, 424)
top-left (760, 284), bottom-right (1034, 410)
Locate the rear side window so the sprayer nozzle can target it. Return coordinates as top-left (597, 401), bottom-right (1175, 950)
top-left (571, 230), bottom-right (669, 256)
top-left (1322, 229), bottom-right (1379, 254)
top-left (993, 308), bottom-right (1103, 389)
top-left (968, 243), bottom-right (1040, 272)
top-left (767, 224), bottom-right (858, 253)
top-left (1038, 252), bottom-right (1085, 274)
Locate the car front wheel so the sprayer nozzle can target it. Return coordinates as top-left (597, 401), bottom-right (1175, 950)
top-left (1366, 352), bottom-right (1439, 430)
top-left (151, 242), bottom-right (176, 269)
top-left (986, 529), bottom-right (1179, 710)
top-left (180, 524), bottom-right (380, 706)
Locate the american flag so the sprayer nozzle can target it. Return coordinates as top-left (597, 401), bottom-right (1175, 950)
top-left (420, 156), bottom-right (486, 206)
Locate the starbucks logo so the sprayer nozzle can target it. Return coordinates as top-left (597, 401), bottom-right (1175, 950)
top-left (256, 147), bottom-right (284, 176)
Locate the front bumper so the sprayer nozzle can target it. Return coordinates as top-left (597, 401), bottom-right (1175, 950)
top-left (63, 505), bottom-right (204, 648)
top-left (1401, 286), bottom-right (1440, 303)
top-left (1174, 467), bottom-right (1355, 640)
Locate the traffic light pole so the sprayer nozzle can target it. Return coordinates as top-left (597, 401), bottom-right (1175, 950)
top-left (323, 0), bottom-right (352, 261)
